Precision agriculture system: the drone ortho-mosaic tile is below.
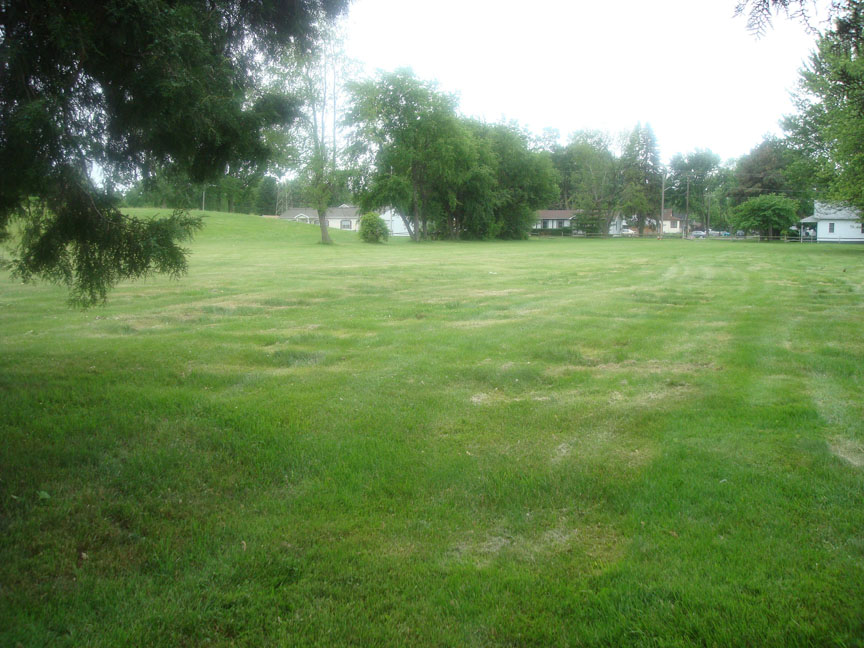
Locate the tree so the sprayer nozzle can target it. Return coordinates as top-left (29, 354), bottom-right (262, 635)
top-left (731, 137), bottom-right (815, 216)
top-left (784, 2), bottom-right (864, 213)
top-left (732, 194), bottom-right (799, 238)
top-left (563, 131), bottom-right (621, 235)
top-left (704, 165), bottom-right (737, 231)
top-left (619, 123), bottom-right (662, 236)
top-left (271, 28), bottom-right (355, 244)
top-left (0, 0), bottom-right (347, 304)
top-left (347, 70), bottom-right (466, 241)
top-left (668, 149), bottom-right (721, 233)
top-left (734, 0), bottom-right (822, 34)
top-left (256, 177), bottom-right (279, 216)
top-left (348, 72), bottom-right (557, 242)
top-left (480, 123), bottom-right (559, 240)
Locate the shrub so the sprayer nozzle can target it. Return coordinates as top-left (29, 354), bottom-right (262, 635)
top-left (359, 212), bottom-right (389, 243)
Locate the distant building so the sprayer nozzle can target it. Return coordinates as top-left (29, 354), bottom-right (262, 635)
top-left (380, 209), bottom-right (410, 236)
top-left (660, 209), bottom-right (686, 235)
top-left (278, 205), bottom-right (411, 237)
top-left (535, 210), bottom-right (577, 230)
top-left (801, 202), bottom-right (864, 243)
top-left (280, 205), bottom-right (361, 231)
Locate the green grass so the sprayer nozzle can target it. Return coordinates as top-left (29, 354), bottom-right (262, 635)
top-left (2, 210), bottom-right (863, 646)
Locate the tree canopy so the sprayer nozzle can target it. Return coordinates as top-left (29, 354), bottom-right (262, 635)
top-left (732, 193), bottom-right (799, 237)
top-left (347, 70), bottom-right (556, 241)
top-left (0, 0), bottom-right (347, 304)
top-left (619, 123), bottom-right (661, 236)
top-left (784, 1), bottom-right (864, 212)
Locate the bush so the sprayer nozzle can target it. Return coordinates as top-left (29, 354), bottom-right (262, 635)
top-left (359, 212), bottom-right (389, 243)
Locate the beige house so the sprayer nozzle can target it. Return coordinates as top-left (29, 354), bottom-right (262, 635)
top-left (660, 209), bottom-right (686, 235)
top-left (279, 205), bottom-right (361, 231)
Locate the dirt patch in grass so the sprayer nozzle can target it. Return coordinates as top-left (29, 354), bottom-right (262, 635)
top-left (830, 437), bottom-right (864, 467)
top-left (470, 391), bottom-right (556, 406)
top-left (447, 318), bottom-right (524, 329)
top-left (544, 359), bottom-right (717, 378)
top-left (551, 428), bottom-right (656, 471)
top-left (448, 519), bottom-right (625, 570)
top-left (465, 289), bottom-right (523, 297)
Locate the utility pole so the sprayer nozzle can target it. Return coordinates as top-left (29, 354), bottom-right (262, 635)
top-left (706, 191), bottom-right (711, 236)
top-left (659, 173), bottom-right (666, 237)
top-left (684, 176), bottom-right (690, 237)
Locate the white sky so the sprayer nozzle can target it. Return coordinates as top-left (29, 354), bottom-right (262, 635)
top-left (343, 0), bottom-right (831, 164)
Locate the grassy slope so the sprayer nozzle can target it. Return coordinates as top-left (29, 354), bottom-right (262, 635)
top-left (1, 211), bottom-right (863, 646)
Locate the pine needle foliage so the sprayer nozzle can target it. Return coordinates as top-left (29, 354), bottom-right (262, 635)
top-left (0, 0), bottom-right (347, 305)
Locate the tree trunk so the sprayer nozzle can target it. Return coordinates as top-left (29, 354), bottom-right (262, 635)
top-left (317, 209), bottom-right (333, 244)
top-left (410, 191), bottom-right (420, 241)
top-left (400, 213), bottom-right (416, 240)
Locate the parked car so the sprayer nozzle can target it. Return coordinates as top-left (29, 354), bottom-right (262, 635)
top-left (720, 231), bottom-right (731, 237)
top-left (735, 230), bottom-right (746, 237)
top-left (692, 230), bottom-right (706, 238)
top-left (620, 228), bottom-right (636, 237)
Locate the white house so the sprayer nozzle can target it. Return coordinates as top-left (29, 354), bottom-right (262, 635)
top-left (803, 202), bottom-right (864, 243)
top-left (535, 210), bottom-right (576, 230)
top-left (279, 205), bottom-right (361, 231)
top-left (278, 205), bottom-right (411, 237)
top-left (380, 209), bottom-right (410, 236)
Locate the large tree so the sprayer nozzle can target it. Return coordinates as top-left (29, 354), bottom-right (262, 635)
top-left (668, 149), bottom-right (721, 233)
top-left (619, 123), bottom-right (661, 236)
top-left (553, 131), bottom-right (620, 235)
top-left (732, 137), bottom-right (815, 215)
top-left (271, 28), bottom-right (355, 243)
top-left (784, 2), bottom-right (864, 213)
top-left (732, 193), bottom-right (799, 238)
top-left (0, 0), bottom-right (347, 304)
top-left (346, 69), bottom-right (469, 241)
top-left (482, 123), bottom-right (559, 240)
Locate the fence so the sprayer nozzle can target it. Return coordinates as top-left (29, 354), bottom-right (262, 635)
top-left (530, 231), bottom-right (862, 242)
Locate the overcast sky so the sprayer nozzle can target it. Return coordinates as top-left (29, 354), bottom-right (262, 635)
top-left (343, 0), bottom-right (831, 164)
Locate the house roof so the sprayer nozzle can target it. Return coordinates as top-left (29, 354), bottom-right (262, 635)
top-left (812, 201), bottom-right (861, 221)
top-left (536, 210), bottom-right (577, 219)
top-left (280, 206), bottom-right (361, 219)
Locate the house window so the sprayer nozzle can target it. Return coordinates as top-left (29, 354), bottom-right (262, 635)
top-left (340, 219), bottom-right (352, 230)
top-left (860, 222), bottom-right (864, 234)
top-left (828, 222), bottom-right (835, 233)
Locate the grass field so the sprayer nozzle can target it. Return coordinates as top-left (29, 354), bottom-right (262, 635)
top-left (2, 210), bottom-right (863, 647)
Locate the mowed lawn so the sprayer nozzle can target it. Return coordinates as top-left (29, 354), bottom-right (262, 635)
top-left (2, 211), bottom-right (863, 647)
